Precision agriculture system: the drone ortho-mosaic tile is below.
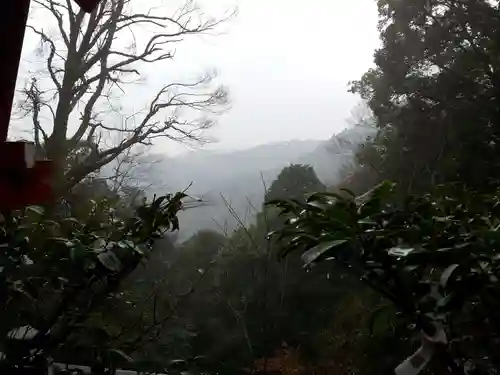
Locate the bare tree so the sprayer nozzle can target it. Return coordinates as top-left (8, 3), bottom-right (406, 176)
top-left (19, 0), bottom-right (232, 196)
top-left (105, 145), bottom-right (161, 193)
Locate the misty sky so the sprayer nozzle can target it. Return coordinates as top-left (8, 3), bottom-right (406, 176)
top-left (17, 0), bottom-right (380, 156)
top-left (151, 0), bottom-right (380, 154)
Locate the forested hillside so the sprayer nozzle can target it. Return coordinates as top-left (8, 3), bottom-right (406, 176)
top-left (143, 127), bottom-right (373, 240)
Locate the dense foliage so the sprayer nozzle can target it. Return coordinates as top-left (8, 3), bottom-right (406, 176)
top-left (0, 190), bottom-right (186, 373)
top-left (350, 0), bottom-right (500, 194)
top-left (96, 164), bottom-right (366, 374)
top-left (267, 1), bottom-right (500, 374)
top-left (270, 181), bottom-right (500, 373)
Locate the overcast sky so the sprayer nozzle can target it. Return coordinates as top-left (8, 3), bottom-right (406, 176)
top-left (17, 0), bottom-right (380, 156)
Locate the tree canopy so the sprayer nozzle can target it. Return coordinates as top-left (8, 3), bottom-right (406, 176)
top-left (351, 0), bottom-right (500, 193)
top-left (265, 164), bottom-right (325, 203)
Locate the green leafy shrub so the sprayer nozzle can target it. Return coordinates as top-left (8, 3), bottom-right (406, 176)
top-left (0, 192), bottom-right (186, 373)
top-left (269, 181), bottom-right (500, 374)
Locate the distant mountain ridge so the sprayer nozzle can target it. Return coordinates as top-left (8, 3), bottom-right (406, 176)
top-left (137, 126), bottom-right (375, 240)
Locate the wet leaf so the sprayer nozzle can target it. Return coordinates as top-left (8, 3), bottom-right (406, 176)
top-left (25, 206), bottom-right (44, 216)
top-left (301, 240), bottom-right (348, 266)
top-left (109, 348), bottom-right (133, 362)
top-left (97, 251), bottom-right (122, 272)
top-left (388, 246), bottom-right (415, 257)
top-left (440, 264), bottom-right (460, 289)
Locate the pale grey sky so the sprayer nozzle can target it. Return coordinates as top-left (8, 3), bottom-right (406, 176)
top-left (148, 0), bottom-right (381, 154)
top-left (168, 0), bottom-right (379, 153)
top-left (16, 0), bottom-right (380, 156)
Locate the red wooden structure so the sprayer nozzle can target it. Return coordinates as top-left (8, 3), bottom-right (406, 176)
top-left (0, 0), bottom-right (101, 210)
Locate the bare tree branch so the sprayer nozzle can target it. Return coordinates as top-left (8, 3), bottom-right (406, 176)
top-left (20, 0), bottom-right (234, 195)
top-left (19, 79), bottom-right (51, 151)
top-left (26, 26), bottom-right (63, 92)
top-left (33, 0), bottom-right (71, 47)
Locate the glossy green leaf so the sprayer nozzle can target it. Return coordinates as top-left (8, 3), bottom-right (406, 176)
top-left (108, 348), bottom-right (133, 362)
top-left (97, 251), bottom-right (122, 272)
top-left (387, 246), bottom-right (415, 257)
top-left (62, 217), bottom-right (80, 225)
top-left (440, 264), bottom-right (460, 289)
top-left (25, 206), bottom-right (44, 216)
top-left (301, 240), bottom-right (348, 266)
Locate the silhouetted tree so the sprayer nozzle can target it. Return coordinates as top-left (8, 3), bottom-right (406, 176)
top-left (20, 0), bottom-right (232, 196)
